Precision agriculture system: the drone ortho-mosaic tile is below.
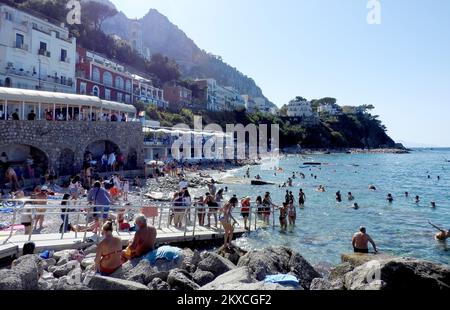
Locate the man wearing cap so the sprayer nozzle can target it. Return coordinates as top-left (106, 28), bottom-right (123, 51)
top-left (352, 226), bottom-right (378, 254)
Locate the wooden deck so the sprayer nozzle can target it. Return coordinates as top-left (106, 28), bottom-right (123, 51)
top-left (0, 225), bottom-right (247, 259)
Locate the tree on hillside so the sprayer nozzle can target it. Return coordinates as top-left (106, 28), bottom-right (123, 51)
top-left (278, 104), bottom-right (288, 117)
top-left (295, 96), bottom-right (307, 102)
top-left (81, 0), bottom-right (117, 31)
top-left (146, 54), bottom-right (180, 86)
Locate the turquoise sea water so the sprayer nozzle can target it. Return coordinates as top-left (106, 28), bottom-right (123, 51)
top-left (225, 149), bottom-right (450, 266)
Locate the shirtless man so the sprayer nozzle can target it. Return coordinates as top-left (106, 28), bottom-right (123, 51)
top-left (94, 222), bottom-right (123, 275)
top-left (429, 221), bottom-right (450, 241)
top-left (122, 215), bottom-right (157, 261)
top-left (352, 226), bottom-right (378, 253)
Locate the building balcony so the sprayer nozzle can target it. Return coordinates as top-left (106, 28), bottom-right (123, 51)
top-left (38, 49), bottom-right (51, 57)
top-left (14, 42), bottom-right (29, 52)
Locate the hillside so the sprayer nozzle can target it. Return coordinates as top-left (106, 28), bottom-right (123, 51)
top-left (102, 8), bottom-right (277, 109)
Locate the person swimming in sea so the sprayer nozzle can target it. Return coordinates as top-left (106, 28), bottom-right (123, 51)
top-left (428, 221), bottom-right (450, 241)
top-left (348, 192), bottom-right (354, 201)
top-left (316, 185), bottom-right (326, 192)
top-left (350, 203), bottom-right (359, 210)
top-left (387, 193), bottom-right (394, 203)
top-left (336, 191), bottom-right (342, 203)
top-left (405, 191), bottom-right (409, 198)
top-left (431, 201), bottom-right (436, 208)
top-left (415, 195), bottom-right (420, 204)
top-left (369, 185), bottom-right (377, 191)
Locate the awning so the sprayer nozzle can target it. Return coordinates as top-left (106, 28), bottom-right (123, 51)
top-left (0, 87), bottom-right (102, 107)
top-left (100, 100), bottom-right (137, 113)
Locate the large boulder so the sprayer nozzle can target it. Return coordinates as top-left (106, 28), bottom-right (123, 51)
top-left (83, 245), bottom-right (98, 255)
top-left (42, 258), bottom-right (57, 271)
top-left (310, 278), bottom-right (345, 290)
top-left (109, 261), bottom-right (135, 280)
top-left (216, 245), bottom-right (247, 265)
top-left (148, 278), bottom-right (170, 290)
top-left (81, 256), bottom-right (96, 269)
top-left (125, 260), bottom-right (156, 285)
top-left (237, 246), bottom-right (320, 289)
top-left (54, 276), bottom-right (90, 290)
top-left (329, 262), bottom-right (354, 282)
top-left (180, 248), bottom-right (202, 273)
top-left (192, 269), bottom-right (215, 286)
top-left (167, 269), bottom-right (200, 291)
top-left (341, 253), bottom-right (393, 267)
top-left (11, 254), bottom-right (43, 289)
top-left (197, 252), bottom-right (236, 277)
top-left (200, 266), bottom-right (257, 290)
top-left (344, 257), bottom-right (450, 290)
top-left (0, 270), bottom-right (22, 290)
top-left (53, 261), bottom-right (81, 278)
top-left (87, 275), bottom-right (149, 290)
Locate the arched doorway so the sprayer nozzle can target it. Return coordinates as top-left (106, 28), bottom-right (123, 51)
top-left (58, 149), bottom-right (75, 176)
top-left (0, 144), bottom-right (49, 187)
top-left (85, 140), bottom-right (120, 163)
top-left (4, 77), bottom-right (11, 87)
top-left (127, 148), bottom-right (138, 170)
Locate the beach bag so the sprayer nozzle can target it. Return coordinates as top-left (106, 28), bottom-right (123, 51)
top-left (143, 245), bottom-right (182, 265)
top-left (141, 206), bottom-right (158, 218)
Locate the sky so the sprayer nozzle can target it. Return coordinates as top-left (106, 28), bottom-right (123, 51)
top-left (109, 0), bottom-right (450, 147)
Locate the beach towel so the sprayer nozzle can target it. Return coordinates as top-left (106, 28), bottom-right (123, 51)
top-left (264, 274), bottom-right (299, 287)
top-left (143, 245), bottom-right (182, 265)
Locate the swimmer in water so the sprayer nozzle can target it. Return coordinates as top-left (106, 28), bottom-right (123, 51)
top-left (428, 221), bottom-right (450, 241)
top-left (351, 203), bottom-right (359, 210)
top-left (415, 195), bottom-right (420, 204)
top-left (369, 185), bottom-right (377, 191)
top-left (387, 193), bottom-right (394, 203)
top-left (336, 191), bottom-right (342, 203)
top-left (348, 192), bottom-right (354, 201)
top-left (431, 201), bottom-right (436, 208)
top-left (405, 191), bottom-right (409, 198)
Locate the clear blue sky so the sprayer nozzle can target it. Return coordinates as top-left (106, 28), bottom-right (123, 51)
top-left (110, 0), bottom-right (450, 147)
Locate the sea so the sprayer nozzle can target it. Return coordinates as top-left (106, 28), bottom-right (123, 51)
top-left (221, 148), bottom-right (450, 266)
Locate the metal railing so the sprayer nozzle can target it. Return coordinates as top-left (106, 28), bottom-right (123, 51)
top-left (0, 198), bottom-right (280, 245)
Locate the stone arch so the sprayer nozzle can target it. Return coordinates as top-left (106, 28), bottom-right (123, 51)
top-left (85, 140), bottom-right (121, 161)
top-left (127, 147), bottom-right (138, 170)
top-left (58, 148), bottom-right (75, 176)
top-left (0, 143), bottom-right (49, 179)
top-left (4, 77), bottom-right (11, 87)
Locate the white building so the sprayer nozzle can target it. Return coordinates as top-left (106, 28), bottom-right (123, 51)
top-left (287, 98), bottom-right (313, 118)
top-left (194, 78), bottom-right (221, 111)
top-left (317, 103), bottom-right (342, 116)
top-left (132, 74), bottom-right (167, 108)
top-left (222, 86), bottom-right (245, 111)
top-left (0, 4), bottom-right (76, 93)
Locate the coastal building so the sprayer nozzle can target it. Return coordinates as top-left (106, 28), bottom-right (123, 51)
top-left (133, 74), bottom-right (167, 108)
top-left (163, 82), bottom-right (193, 110)
top-left (222, 86), bottom-right (245, 111)
top-left (318, 103), bottom-right (342, 116)
top-left (0, 4), bottom-right (76, 93)
top-left (0, 88), bottom-right (142, 176)
top-left (194, 78), bottom-right (220, 111)
top-left (128, 19), bottom-right (151, 61)
top-left (75, 47), bottom-right (133, 104)
top-left (287, 98), bottom-right (314, 118)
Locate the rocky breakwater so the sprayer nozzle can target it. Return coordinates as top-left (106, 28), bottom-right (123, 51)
top-left (2, 247), bottom-right (448, 290)
top-left (310, 253), bottom-right (450, 290)
top-left (0, 246), bottom-right (319, 290)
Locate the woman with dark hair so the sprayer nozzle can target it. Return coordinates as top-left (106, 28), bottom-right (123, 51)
top-left (219, 197), bottom-right (239, 249)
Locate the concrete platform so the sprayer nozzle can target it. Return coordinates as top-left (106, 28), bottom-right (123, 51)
top-left (0, 226), bottom-right (247, 259)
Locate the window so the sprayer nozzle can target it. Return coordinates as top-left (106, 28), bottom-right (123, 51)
top-left (125, 80), bottom-right (132, 92)
top-left (92, 85), bottom-right (100, 97)
top-left (103, 72), bottom-right (113, 87)
top-left (105, 89), bottom-right (111, 100)
top-left (80, 82), bottom-right (87, 95)
top-left (5, 11), bottom-right (12, 21)
top-left (15, 33), bottom-right (24, 49)
top-left (60, 49), bottom-right (67, 62)
top-left (40, 42), bottom-right (47, 51)
top-left (117, 92), bottom-right (123, 102)
top-left (115, 76), bottom-right (124, 89)
top-left (125, 95), bottom-right (131, 103)
top-left (92, 68), bottom-right (100, 82)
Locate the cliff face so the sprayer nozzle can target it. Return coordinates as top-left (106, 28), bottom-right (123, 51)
top-left (102, 9), bottom-right (276, 108)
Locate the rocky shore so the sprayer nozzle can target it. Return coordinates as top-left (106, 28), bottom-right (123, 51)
top-left (1, 245), bottom-right (449, 290)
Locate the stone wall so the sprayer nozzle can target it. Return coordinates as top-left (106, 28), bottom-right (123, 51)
top-left (0, 120), bottom-right (144, 174)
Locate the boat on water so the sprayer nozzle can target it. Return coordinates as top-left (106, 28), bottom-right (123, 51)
top-left (251, 180), bottom-right (275, 186)
top-left (303, 162), bottom-right (322, 166)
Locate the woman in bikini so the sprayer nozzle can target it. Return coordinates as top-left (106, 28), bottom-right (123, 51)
top-left (94, 221), bottom-right (123, 276)
top-left (288, 201), bottom-right (296, 229)
top-left (219, 197), bottom-right (238, 249)
top-left (279, 202), bottom-right (289, 232)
